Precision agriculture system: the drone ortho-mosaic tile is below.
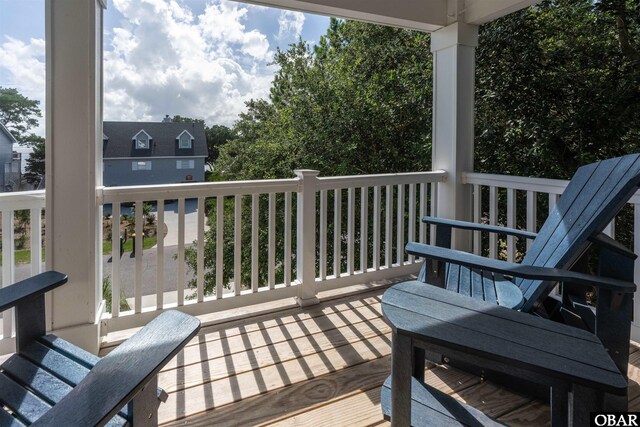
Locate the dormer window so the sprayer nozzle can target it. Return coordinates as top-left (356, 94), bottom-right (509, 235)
top-left (177, 130), bottom-right (193, 149)
top-left (133, 130), bottom-right (152, 149)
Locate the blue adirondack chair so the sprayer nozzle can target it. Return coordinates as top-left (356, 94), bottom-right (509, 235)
top-left (405, 153), bottom-right (640, 375)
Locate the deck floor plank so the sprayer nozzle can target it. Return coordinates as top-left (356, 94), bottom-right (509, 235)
top-left (450, 381), bottom-right (534, 419)
top-left (161, 301), bottom-right (385, 371)
top-left (159, 317), bottom-right (391, 392)
top-left (159, 333), bottom-right (392, 421)
top-left (101, 285), bottom-right (638, 427)
top-left (180, 292), bottom-right (384, 350)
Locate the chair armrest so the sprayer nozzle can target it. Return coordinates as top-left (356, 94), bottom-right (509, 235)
top-left (406, 242), bottom-right (636, 293)
top-left (589, 233), bottom-right (638, 260)
top-left (422, 217), bottom-right (538, 240)
top-left (0, 271), bottom-right (67, 312)
top-left (32, 310), bottom-right (201, 427)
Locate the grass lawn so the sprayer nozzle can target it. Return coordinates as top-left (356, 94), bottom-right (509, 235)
top-left (102, 236), bottom-right (157, 255)
top-left (0, 248), bottom-right (45, 265)
top-left (1, 237), bottom-right (157, 264)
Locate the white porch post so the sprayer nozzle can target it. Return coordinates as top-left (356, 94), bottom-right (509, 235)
top-left (431, 22), bottom-right (479, 250)
top-left (295, 169), bottom-right (320, 307)
top-left (45, 0), bottom-right (105, 353)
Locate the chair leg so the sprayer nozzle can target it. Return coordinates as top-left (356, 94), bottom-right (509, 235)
top-left (550, 385), bottom-right (568, 427)
top-left (132, 376), bottom-right (160, 426)
top-left (412, 348), bottom-right (425, 382)
top-left (569, 384), bottom-right (603, 427)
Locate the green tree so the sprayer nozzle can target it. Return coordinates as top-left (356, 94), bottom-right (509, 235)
top-left (475, 0), bottom-right (640, 178)
top-left (24, 137), bottom-right (45, 186)
top-left (171, 115), bottom-right (205, 125)
top-left (195, 20), bottom-right (434, 295)
top-left (189, 2), bottom-right (640, 295)
top-left (204, 125), bottom-right (234, 169)
top-left (216, 21), bottom-right (433, 181)
top-left (0, 87), bottom-right (42, 144)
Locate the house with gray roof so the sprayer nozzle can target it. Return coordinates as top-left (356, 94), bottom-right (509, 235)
top-left (103, 116), bottom-right (208, 187)
top-left (0, 122), bottom-right (20, 192)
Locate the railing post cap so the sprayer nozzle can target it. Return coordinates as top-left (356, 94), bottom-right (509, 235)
top-left (294, 169), bottom-right (320, 178)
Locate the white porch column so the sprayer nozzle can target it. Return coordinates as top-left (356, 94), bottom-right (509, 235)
top-left (45, 0), bottom-right (105, 353)
top-left (431, 22), bottom-right (479, 250)
top-left (295, 170), bottom-right (320, 307)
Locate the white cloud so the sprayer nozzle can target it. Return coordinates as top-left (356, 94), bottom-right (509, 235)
top-left (0, 0), bottom-right (295, 131)
top-left (0, 36), bottom-right (46, 135)
top-left (277, 10), bottom-right (305, 40)
top-left (104, 0), bottom-right (276, 126)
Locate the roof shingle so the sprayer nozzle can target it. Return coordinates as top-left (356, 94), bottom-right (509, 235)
top-left (103, 121), bottom-right (208, 158)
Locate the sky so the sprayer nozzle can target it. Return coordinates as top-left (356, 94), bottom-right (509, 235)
top-left (0, 0), bottom-right (330, 138)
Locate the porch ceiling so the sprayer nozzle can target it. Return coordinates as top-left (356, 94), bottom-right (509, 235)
top-left (239, 0), bottom-right (541, 32)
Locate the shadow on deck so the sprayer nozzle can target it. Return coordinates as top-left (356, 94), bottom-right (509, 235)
top-left (100, 284), bottom-right (640, 427)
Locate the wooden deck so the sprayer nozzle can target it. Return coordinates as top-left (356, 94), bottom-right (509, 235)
top-left (101, 284), bottom-right (640, 426)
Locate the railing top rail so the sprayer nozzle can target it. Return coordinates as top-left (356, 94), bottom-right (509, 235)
top-left (99, 178), bottom-right (299, 203)
top-left (317, 170), bottom-right (447, 191)
top-left (462, 172), bottom-right (569, 194)
top-left (0, 190), bottom-right (46, 210)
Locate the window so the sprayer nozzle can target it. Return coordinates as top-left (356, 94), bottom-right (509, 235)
top-left (132, 161), bottom-right (152, 171)
top-left (177, 130), bottom-right (193, 149)
top-left (176, 159), bottom-right (194, 169)
top-left (133, 130), bottom-right (152, 149)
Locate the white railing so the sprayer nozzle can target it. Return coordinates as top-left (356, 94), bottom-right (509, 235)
top-left (463, 172), bottom-right (569, 260)
top-left (98, 170), bottom-right (446, 333)
top-left (3, 170), bottom-right (640, 344)
top-left (462, 172), bottom-right (640, 340)
top-left (0, 190), bottom-right (46, 350)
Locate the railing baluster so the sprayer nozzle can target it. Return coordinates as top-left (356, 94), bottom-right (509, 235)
top-left (216, 196), bottom-right (224, 298)
top-left (284, 192), bottom-right (292, 286)
top-left (489, 186), bottom-right (498, 259)
top-left (419, 183), bottom-right (427, 244)
top-left (360, 187), bottom-right (368, 272)
top-left (156, 200), bottom-right (164, 309)
top-left (334, 189), bottom-right (342, 278)
top-left (1, 208), bottom-right (13, 338)
top-left (1, 210), bottom-right (14, 286)
top-left (548, 193), bottom-right (558, 214)
top-left (234, 195), bottom-right (242, 295)
top-left (134, 200), bottom-right (143, 313)
top-left (373, 186), bottom-right (381, 270)
top-left (197, 197), bottom-right (205, 303)
top-left (506, 188), bottom-right (516, 263)
top-left (430, 182), bottom-right (438, 245)
top-left (408, 184), bottom-right (416, 263)
top-left (251, 194), bottom-right (259, 292)
top-left (526, 191), bottom-right (537, 252)
top-left (473, 184), bottom-right (481, 255)
top-left (268, 193), bottom-right (276, 289)
top-left (347, 187), bottom-right (355, 275)
top-left (396, 184), bottom-right (405, 266)
top-left (177, 198), bottom-right (185, 306)
top-left (385, 185), bottom-right (393, 268)
top-left (604, 219), bottom-right (615, 238)
top-left (30, 208), bottom-right (42, 275)
top-left (319, 190), bottom-right (327, 280)
top-left (111, 203), bottom-right (121, 316)
top-left (634, 204), bottom-right (640, 324)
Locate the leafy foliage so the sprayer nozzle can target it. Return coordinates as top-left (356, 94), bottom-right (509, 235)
top-left (24, 137), bottom-right (45, 185)
top-left (0, 87), bottom-right (41, 144)
top-left (216, 20), bottom-right (433, 180)
top-left (475, 0), bottom-right (640, 178)
top-left (188, 2), bottom-right (640, 295)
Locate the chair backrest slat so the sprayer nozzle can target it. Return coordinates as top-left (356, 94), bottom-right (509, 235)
top-left (518, 154), bottom-right (640, 311)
